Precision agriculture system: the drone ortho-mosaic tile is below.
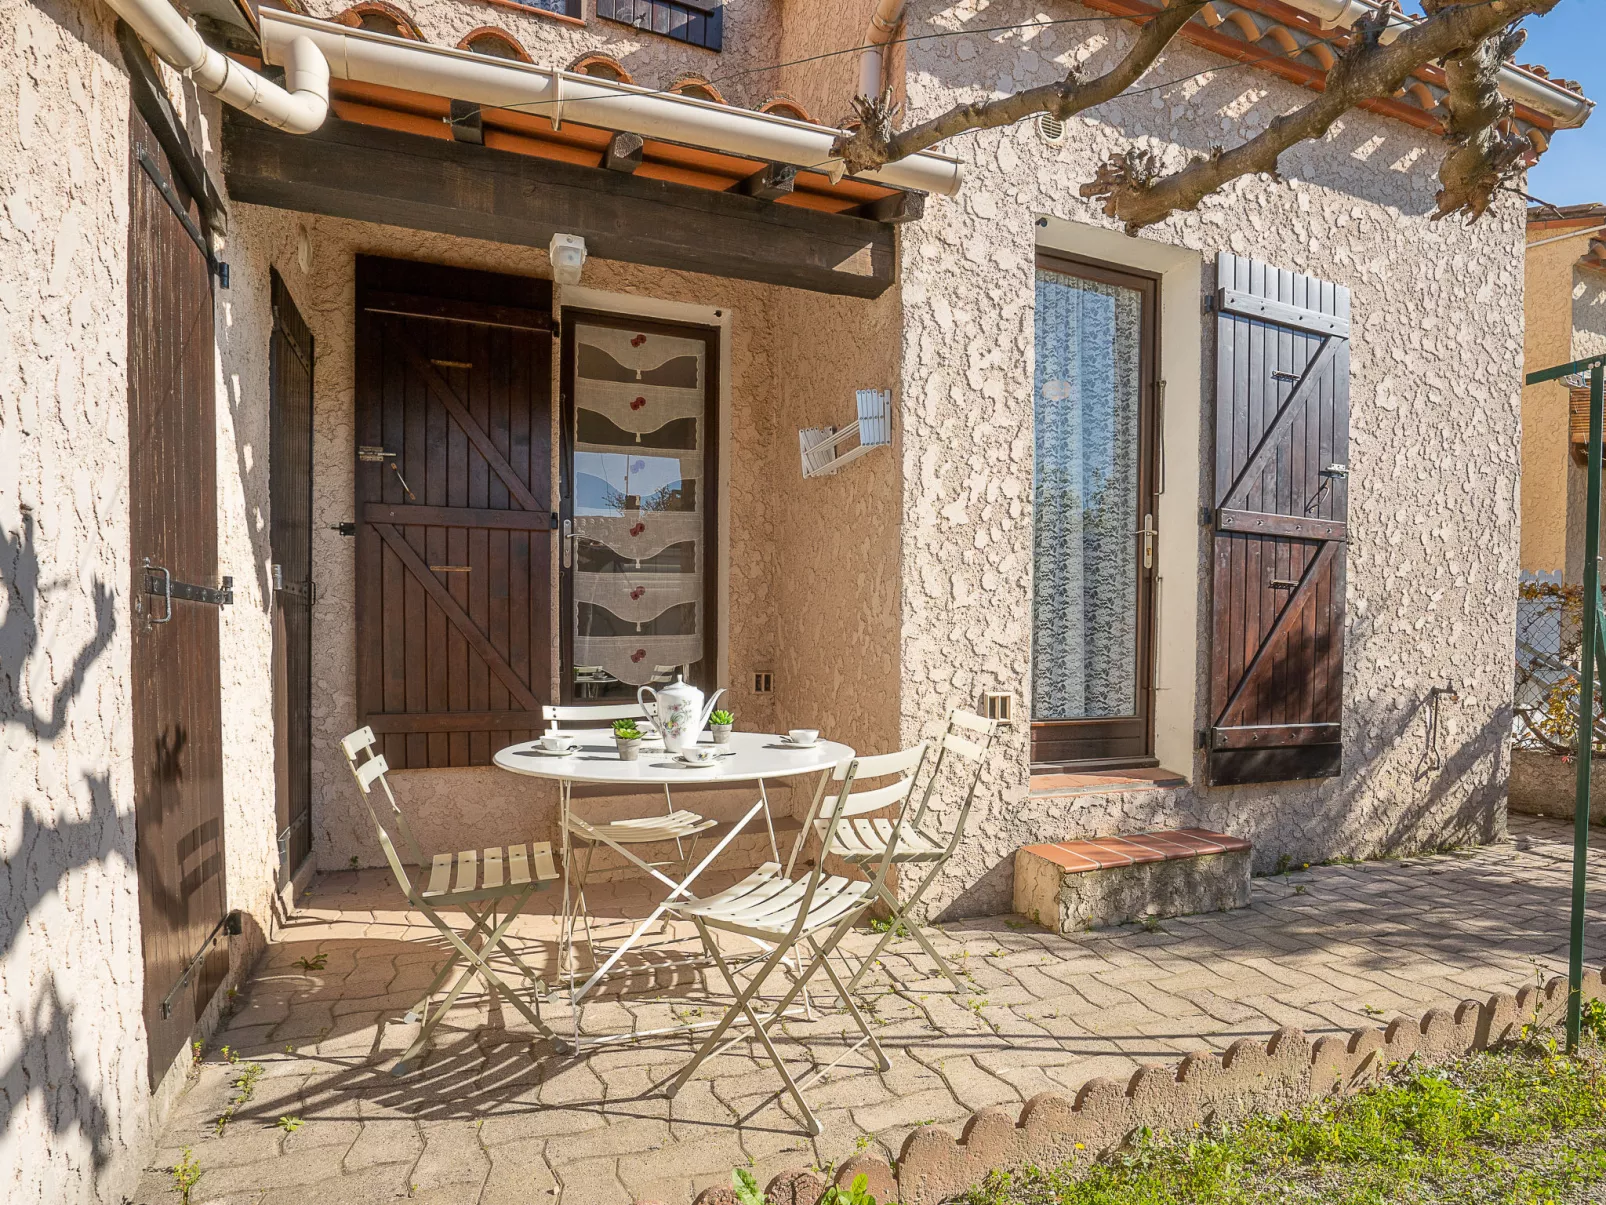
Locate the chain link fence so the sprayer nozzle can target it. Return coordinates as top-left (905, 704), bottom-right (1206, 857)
top-left (1514, 581), bottom-right (1606, 754)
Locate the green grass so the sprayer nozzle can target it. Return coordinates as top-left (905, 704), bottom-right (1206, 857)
top-left (960, 1042), bottom-right (1606, 1205)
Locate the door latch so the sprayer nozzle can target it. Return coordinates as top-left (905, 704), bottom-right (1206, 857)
top-left (1135, 513), bottom-right (1158, 569)
top-left (562, 518), bottom-right (574, 569)
top-left (1320, 463), bottom-right (1349, 478)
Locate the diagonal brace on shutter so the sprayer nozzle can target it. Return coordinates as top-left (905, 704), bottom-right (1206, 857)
top-left (1217, 336), bottom-right (1342, 517)
top-left (1213, 540), bottom-right (1336, 732)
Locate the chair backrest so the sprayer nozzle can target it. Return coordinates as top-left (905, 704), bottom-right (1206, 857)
top-left (340, 726), bottom-right (427, 896)
top-left (789, 741), bottom-right (929, 940)
top-left (542, 702), bottom-right (649, 728)
top-left (912, 710), bottom-right (997, 853)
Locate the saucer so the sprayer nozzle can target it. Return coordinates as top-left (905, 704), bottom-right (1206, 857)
top-left (672, 754), bottom-right (724, 768)
top-left (528, 744), bottom-right (579, 757)
top-left (780, 736), bottom-right (820, 749)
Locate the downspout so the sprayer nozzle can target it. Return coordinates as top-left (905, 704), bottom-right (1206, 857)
top-left (859, 0), bottom-right (905, 99)
top-left (1281, 0), bottom-right (1593, 128)
top-left (101, 0), bottom-right (329, 134)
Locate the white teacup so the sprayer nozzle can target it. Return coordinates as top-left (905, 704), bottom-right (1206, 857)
top-left (539, 733), bottom-right (577, 754)
top-left (680, 745), bottom-right (720, 765)
top-left (787, 729), bottom-right (820, 747)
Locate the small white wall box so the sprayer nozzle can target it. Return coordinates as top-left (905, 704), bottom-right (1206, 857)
top-left (799, 388), bottom-right (892, 478)
top-left (983, 691), bottom-right (1014, 724)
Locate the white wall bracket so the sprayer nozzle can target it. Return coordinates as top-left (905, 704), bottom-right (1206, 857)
top-left (799, 389), bottom-right (892, 478)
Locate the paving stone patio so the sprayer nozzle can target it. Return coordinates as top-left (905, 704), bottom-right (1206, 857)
top-left (134, 815), bottom-right (1606, 1205)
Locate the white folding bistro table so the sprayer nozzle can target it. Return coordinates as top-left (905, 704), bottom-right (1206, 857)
top-left (492, 730), bottom-right (854, 1042)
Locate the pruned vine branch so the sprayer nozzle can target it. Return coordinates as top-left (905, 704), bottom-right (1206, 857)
top-left (840, 0), bottom-right (1564, 232)
top-left (832, 1), bottom-right (1211, 175)
top-left (1082, 0), bottom-right (1560, 231)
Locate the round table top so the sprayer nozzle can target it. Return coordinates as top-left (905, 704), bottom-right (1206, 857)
top-left (493, 730), bottom-right (856, 785)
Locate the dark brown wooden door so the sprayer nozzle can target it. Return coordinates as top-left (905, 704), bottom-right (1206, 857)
top-left (355, 257), bottom-right (555, 768)
top-left (1208, 252), bottom-right (1351, 786)
top-left (128, 102), bottom-right (229, 1083)
top-left (270, 270), bottom-right (314, 879)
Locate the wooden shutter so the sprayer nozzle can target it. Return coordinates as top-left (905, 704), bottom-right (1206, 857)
top-left (355, 257), bottom-right (555, 769)
top-left (128, 102), bottom-right (230, 1082)
top-left (1208, 253), bottom-right (1350, 786)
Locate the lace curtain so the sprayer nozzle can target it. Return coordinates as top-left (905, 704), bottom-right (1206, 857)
top-left (572, 323), bottom-right (706, 687)
top-left (1032, 268), bottom-right (1142, 721)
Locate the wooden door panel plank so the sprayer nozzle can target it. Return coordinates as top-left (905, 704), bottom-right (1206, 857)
top-left (400, 341), bottom-right (543, 513)
top-left (372, 521), bottom-right (541, 712)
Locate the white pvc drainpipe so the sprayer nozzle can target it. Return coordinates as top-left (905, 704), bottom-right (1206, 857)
top-left (859, 0), bottom-right (906, 99)
top-left (259, 9), bottom-right (963, 196)
top-left (102, 0), bottom-right (328, 133)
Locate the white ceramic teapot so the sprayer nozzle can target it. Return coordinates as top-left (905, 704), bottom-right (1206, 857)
top-left (637, 675), bottom-right (725, 755)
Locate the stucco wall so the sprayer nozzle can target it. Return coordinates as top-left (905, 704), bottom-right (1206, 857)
top-left (293, 0), bottom-right (785, 109)
top-left (891, 2), bottom-right (1525, 917)
top-left (1563, 264), bottom-right (1606, 583)
top-left (1, 3), bottom-right (282, 1202)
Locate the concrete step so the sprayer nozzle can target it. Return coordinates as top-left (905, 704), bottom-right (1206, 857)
top-left (1014, 829), bottom-right (1252, 933)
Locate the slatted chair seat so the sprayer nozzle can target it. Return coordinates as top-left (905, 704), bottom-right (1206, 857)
top-left (665, 742), bottom-right (930, 1136)
top-left (566, 810), bottom-right (717, 846)
top-left (674, 862), bottom-right (874, 942)
top-left (340, 725), bottom-right (558, 1073)
top-left (837, 710), bottom-right (998, 995)
top-left (421, 841), bottom-right (559, 904)
top-left (820, 817), bottom-right (945, 864)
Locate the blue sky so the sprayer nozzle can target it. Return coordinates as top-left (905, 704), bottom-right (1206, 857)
top-left (1504, 0), bottom-right (1604, 205)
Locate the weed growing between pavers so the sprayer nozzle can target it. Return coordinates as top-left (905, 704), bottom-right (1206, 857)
top-left (960, 1042), bottom-right (1606, 1205)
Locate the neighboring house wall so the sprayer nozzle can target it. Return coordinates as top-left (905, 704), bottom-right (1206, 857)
top-left (1563, 263), bottom-right (1606, 583)
top-left (887, 1), bottom-right (1524, 916)
top-left (1, 3), bottom-right (281, 1202)
top-left (1522, 232), bottom-right (1582, 577)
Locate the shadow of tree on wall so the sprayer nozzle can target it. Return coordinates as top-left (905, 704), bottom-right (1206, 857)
top-left (0, 513), bottom-right (117, 739)
top-left (2, 512), bottom-right (129, 1178)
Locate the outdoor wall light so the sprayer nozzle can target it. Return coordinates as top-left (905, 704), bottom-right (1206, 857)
top-left (549, 233), bottom-right (588, 285)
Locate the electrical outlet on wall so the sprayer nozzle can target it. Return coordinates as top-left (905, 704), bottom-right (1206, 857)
top-left (753, 671), bottom-right (774, 694)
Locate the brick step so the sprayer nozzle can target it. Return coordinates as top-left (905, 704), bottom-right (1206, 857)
top-left (1013, 828), bottom-right (1252, 933)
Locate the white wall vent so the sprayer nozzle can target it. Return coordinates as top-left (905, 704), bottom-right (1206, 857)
top-left (1036, 114), bottom-right (1066, 145)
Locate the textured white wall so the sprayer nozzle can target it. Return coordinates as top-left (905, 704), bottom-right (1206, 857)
top-left (1, 4), bottom-right (282, 1201)
top-left (892, 1), bottom-right (1525, 916)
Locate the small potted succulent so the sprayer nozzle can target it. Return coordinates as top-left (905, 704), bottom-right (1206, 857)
top-left (612, 717), bottom-right (643, 760)
top-left (709, 709), bottom-right (735, 745)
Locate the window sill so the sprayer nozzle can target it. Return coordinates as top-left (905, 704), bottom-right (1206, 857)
top-left (1028, 766), bottom-right (1188, 799)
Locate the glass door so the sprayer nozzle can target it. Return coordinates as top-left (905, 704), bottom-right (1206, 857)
top-left (1030, 255), bottom-right (1159, 769)
top-left (559, 313), bottom-right (719, 702)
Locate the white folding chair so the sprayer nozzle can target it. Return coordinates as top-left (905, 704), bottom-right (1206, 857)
top-left (543, 703), bottom-right (722, 1003)
top-left (821, 710), bottom-right (997, 993)
top-left (664, 742), bottom-right (929, 1136)
top-left (339, 727), bottom-right (559, 1073)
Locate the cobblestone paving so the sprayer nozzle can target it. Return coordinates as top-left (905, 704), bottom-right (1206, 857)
top-left (134, 816), bottom-right (1606, 1205)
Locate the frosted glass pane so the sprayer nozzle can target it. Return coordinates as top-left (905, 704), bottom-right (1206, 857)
top-left (1032, 268), bottom-right (1143, 721)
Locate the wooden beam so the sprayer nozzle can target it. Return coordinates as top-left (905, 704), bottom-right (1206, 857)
top-left (118, 20), bottom-right (229, 234)
top-left (448, 99), bottom-right (483, 145)
top-left (859, 189), bottom-right (924, 224)
top-left (222, 112), bottom-right (896, 298)
top-left (737, 163), bottom-right (796, 200)
top-left (603, 131), bottom-right (644, 173)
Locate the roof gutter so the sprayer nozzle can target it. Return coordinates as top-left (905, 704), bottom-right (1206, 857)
top-left (1281, 0), bottom-right (1592, 128)
top-left (101, 0), bottom-right (328, 133)
top-left (258, 8), bottom-right (963, 196)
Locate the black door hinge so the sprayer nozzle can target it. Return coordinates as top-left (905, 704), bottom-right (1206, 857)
top-left (1200, 506), bottom-right (1214, 527)
top-left (331, 521), bottom-right (356, 537)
